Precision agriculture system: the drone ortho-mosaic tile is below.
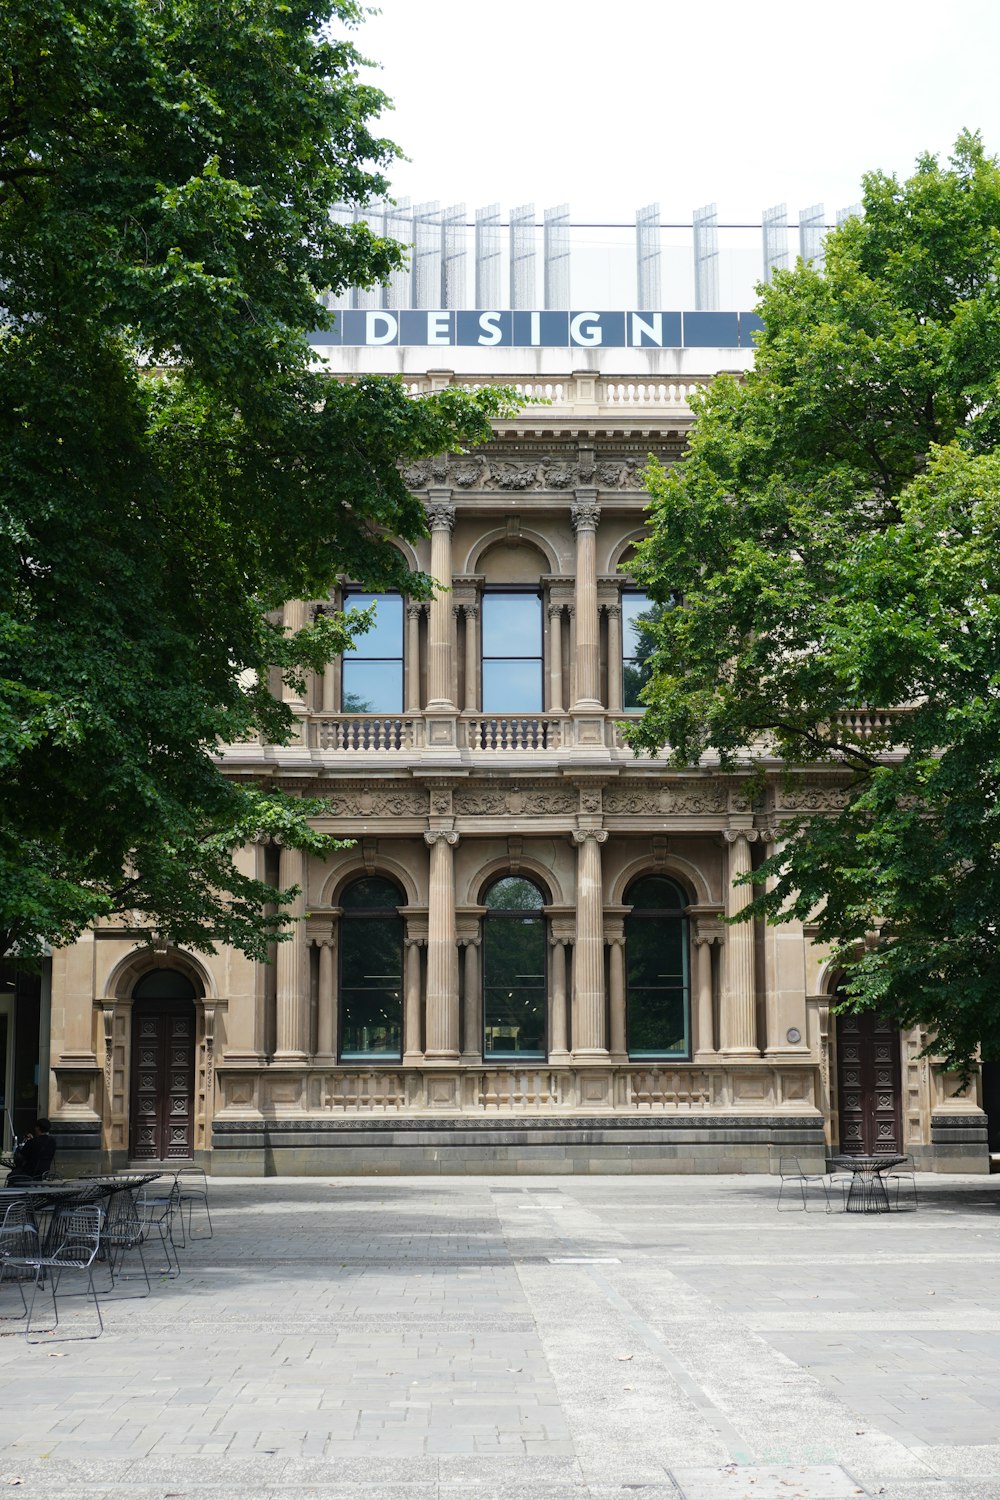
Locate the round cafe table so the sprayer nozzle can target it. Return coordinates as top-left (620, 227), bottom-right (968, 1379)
top-left (829, 1154), bottom-right (907, 1213)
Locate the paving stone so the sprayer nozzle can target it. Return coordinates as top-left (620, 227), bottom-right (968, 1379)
top-left (2, 1175), bottom-right (1000, 1499)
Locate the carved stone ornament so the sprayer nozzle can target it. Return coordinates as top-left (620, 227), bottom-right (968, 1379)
top-left (543, 463), bottom-right (575, 488)
top-left (578, 789), bottom-right (602, 814)
top-left (454, 785), bottom-right (577, 817)
top-left (326, 787), bottom-right (426, 818)
top-left (572, 829), bottom-right (609, 845)
top-left (401, 461), bottom-right (431, 490)
top-left (424, 829), bottom-right (460, 846)
top-left (604, 781), bottom-right (727, 815)
top-left (484, 460), bottom-right (537, 490)
top-left (431, 789), bottom-right (453, 815)
top-left (776, 781), bottom-right (852, 812)
top-left (451, 460), bottom-right (483, 487)
top-left (425, 500), bottom-right (456, 532)
top-left (570, 500), bottom-right (601, 533)
top-left (596, 459), bottom-right (647, 489)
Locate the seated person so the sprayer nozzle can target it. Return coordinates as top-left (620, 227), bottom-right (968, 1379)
top-left (10, 1118), bottom-right (57, 1182)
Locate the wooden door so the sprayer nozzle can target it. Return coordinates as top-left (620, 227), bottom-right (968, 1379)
top-left (129, 1001), bottom-right (195, 1161)
top-left (836, 1011), bottom-right (903, 1155)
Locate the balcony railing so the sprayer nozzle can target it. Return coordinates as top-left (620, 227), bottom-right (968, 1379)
top-left (462, 715), bottom-right (566, 752)
top-left (310, 715), bottom-right (425, 752)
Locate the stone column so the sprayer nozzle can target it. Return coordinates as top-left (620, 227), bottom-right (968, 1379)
top-left (460, 936), bottom-right (482, 1062)
top-left (548, 935), bottom-right (571, 1061)
top-left (406, 603), bottom-right (423, 713)
top-left (720, 829), bottom-right (760, 1056)
top-left (607, 931), bottom-right (628, 1061)
top-left (315, 917), bottom-right (339, 1062)
top-left (606, 603), bottom-right (624, 714)
top-left (571, 830), bottom-right (609, 1058)
top-left (463, 604), bottom-right (479, 713)
top-left (548, 604), bottom-right (564, 713)
top-left (424, 830), bottom-right (460, 1060)
top-left (571, 498), bottom-right (602, 709)
top-left (274, 844), bottom-right (308, 1061)
top-left (425, 497), bottom-right (456, 709)
top-left (282, 599), bottom-right (307, 707)
top-left (403, 935), bottom-right (425, 1064)
top-left (693, 935), bottom-right (717, 1058)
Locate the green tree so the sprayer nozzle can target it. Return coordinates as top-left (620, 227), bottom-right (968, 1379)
top-left (628, 131), bottom-right (1000, 1072)
top-left (0, 0), bottom-right (514, 960)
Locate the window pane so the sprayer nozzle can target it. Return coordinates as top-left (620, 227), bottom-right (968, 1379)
top-left (483, 989), bottom-right (546, 1057)
top-left (627, 987), bottom-right (688, 1057)
top-left (482, 660), bottom-right (543, 712)
top-left (483, 907), bottom-right (546, 1057)
top-left (625, 889), bottom-right (690, 1058)
top-left (344, 593), bottom-right (403, 659)
top-left (340, 913), bottom-right (403, 1060)
top-left (627, 920), bottom-right (684, 988)
top-left (342, 660), bottom-right (403, 713)
top-left (341, 877), bottom-right (402, 911)
top-left (621, 593), bottom-right (652, 656)
top-left (483, 877), bottom-right (545, 911)
top-left (482, 594), bottom-right (541, 657)
top-left (627, 876), bottom-right (685, 911)
top-left (340, 987), bottom-right (402, 1059)
top-left (484, 915), bottom-right (546, 990)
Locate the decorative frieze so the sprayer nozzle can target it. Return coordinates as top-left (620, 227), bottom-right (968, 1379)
top-left (325, 786), bottom-right (427, 818)
top-left (604, 781), bottom-right (727, 815)
top-left (453, 784), bottom-right (577, 817)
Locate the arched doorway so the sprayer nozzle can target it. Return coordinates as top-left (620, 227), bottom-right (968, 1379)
top-left (129, 969), bottom-right (197, 1162)
top-left (835, 1010), bottom-right (904, 1155)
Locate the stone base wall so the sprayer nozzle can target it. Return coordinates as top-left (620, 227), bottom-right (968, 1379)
top-left (210, 1113), bottom-right (828, 1176)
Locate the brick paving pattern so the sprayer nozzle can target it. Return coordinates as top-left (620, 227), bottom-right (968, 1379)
top-left (1, 1174), bottom-right (999, 1499)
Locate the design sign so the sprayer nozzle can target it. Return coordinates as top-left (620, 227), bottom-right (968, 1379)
top-left (310, 309), bottom-right (763, 349)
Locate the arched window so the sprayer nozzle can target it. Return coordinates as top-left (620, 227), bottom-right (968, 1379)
top-left (339, 876), bottom-right (404, 1061)
top-left (624, 875), bottom-right (690, 1058)
top-left (482, 876), bottom-right (547, 1059)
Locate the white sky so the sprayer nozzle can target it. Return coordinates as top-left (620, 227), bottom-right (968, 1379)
top-left (356, 0), bottom-right (1000, 225)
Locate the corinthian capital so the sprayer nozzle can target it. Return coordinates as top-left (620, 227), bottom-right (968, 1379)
top-left (425, 500), bottom-right (456, 533)
top-left (570, 500), bottom-right (601, 534)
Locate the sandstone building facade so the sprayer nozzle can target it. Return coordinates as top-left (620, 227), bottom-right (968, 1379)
top-left (26, 345), bottom-right (992, 1175)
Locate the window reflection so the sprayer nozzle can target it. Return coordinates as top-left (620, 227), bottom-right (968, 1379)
top-left (621, 592), bottom-right (673, 711)
top-left (339, 876), bottom-right (404, 1060)
top-left (624, 875), bottom-right (689, 1058)
top-left (482, 876), bottom-right (546, 1059)
top-left (482, 593), bottom-right (543, 712)
top-left (342, 593), bottom-right (404, 713)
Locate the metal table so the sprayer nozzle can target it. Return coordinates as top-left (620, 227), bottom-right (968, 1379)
top-left (830, 1154), bottom-right (907, 1213)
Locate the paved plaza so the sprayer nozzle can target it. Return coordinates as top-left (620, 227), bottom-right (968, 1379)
top-left (1, 1173), bottom-right (1000, 1500)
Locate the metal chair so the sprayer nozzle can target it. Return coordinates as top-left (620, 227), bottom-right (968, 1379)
top-left (0, 1204), bottom-right (105, 1341)
top-left (0, 1200), bottom-right (40, 1319)
top-left (175, 1166), bottom-right (213, 1244)
top-left (102, 1186), bottom-right (150, 1296)
top-left (137, 1181), bottom-right (181, 1277)
top-left (887, 1154), bottom-right (918, 1210)
top-left (777, 1156), bottom-right (831, 1211)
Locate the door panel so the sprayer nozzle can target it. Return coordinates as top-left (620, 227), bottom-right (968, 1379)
top-left (836, 1011), bottom-right (903, 1155)
top-left (129, 1002), bottom-right (195, 1161)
